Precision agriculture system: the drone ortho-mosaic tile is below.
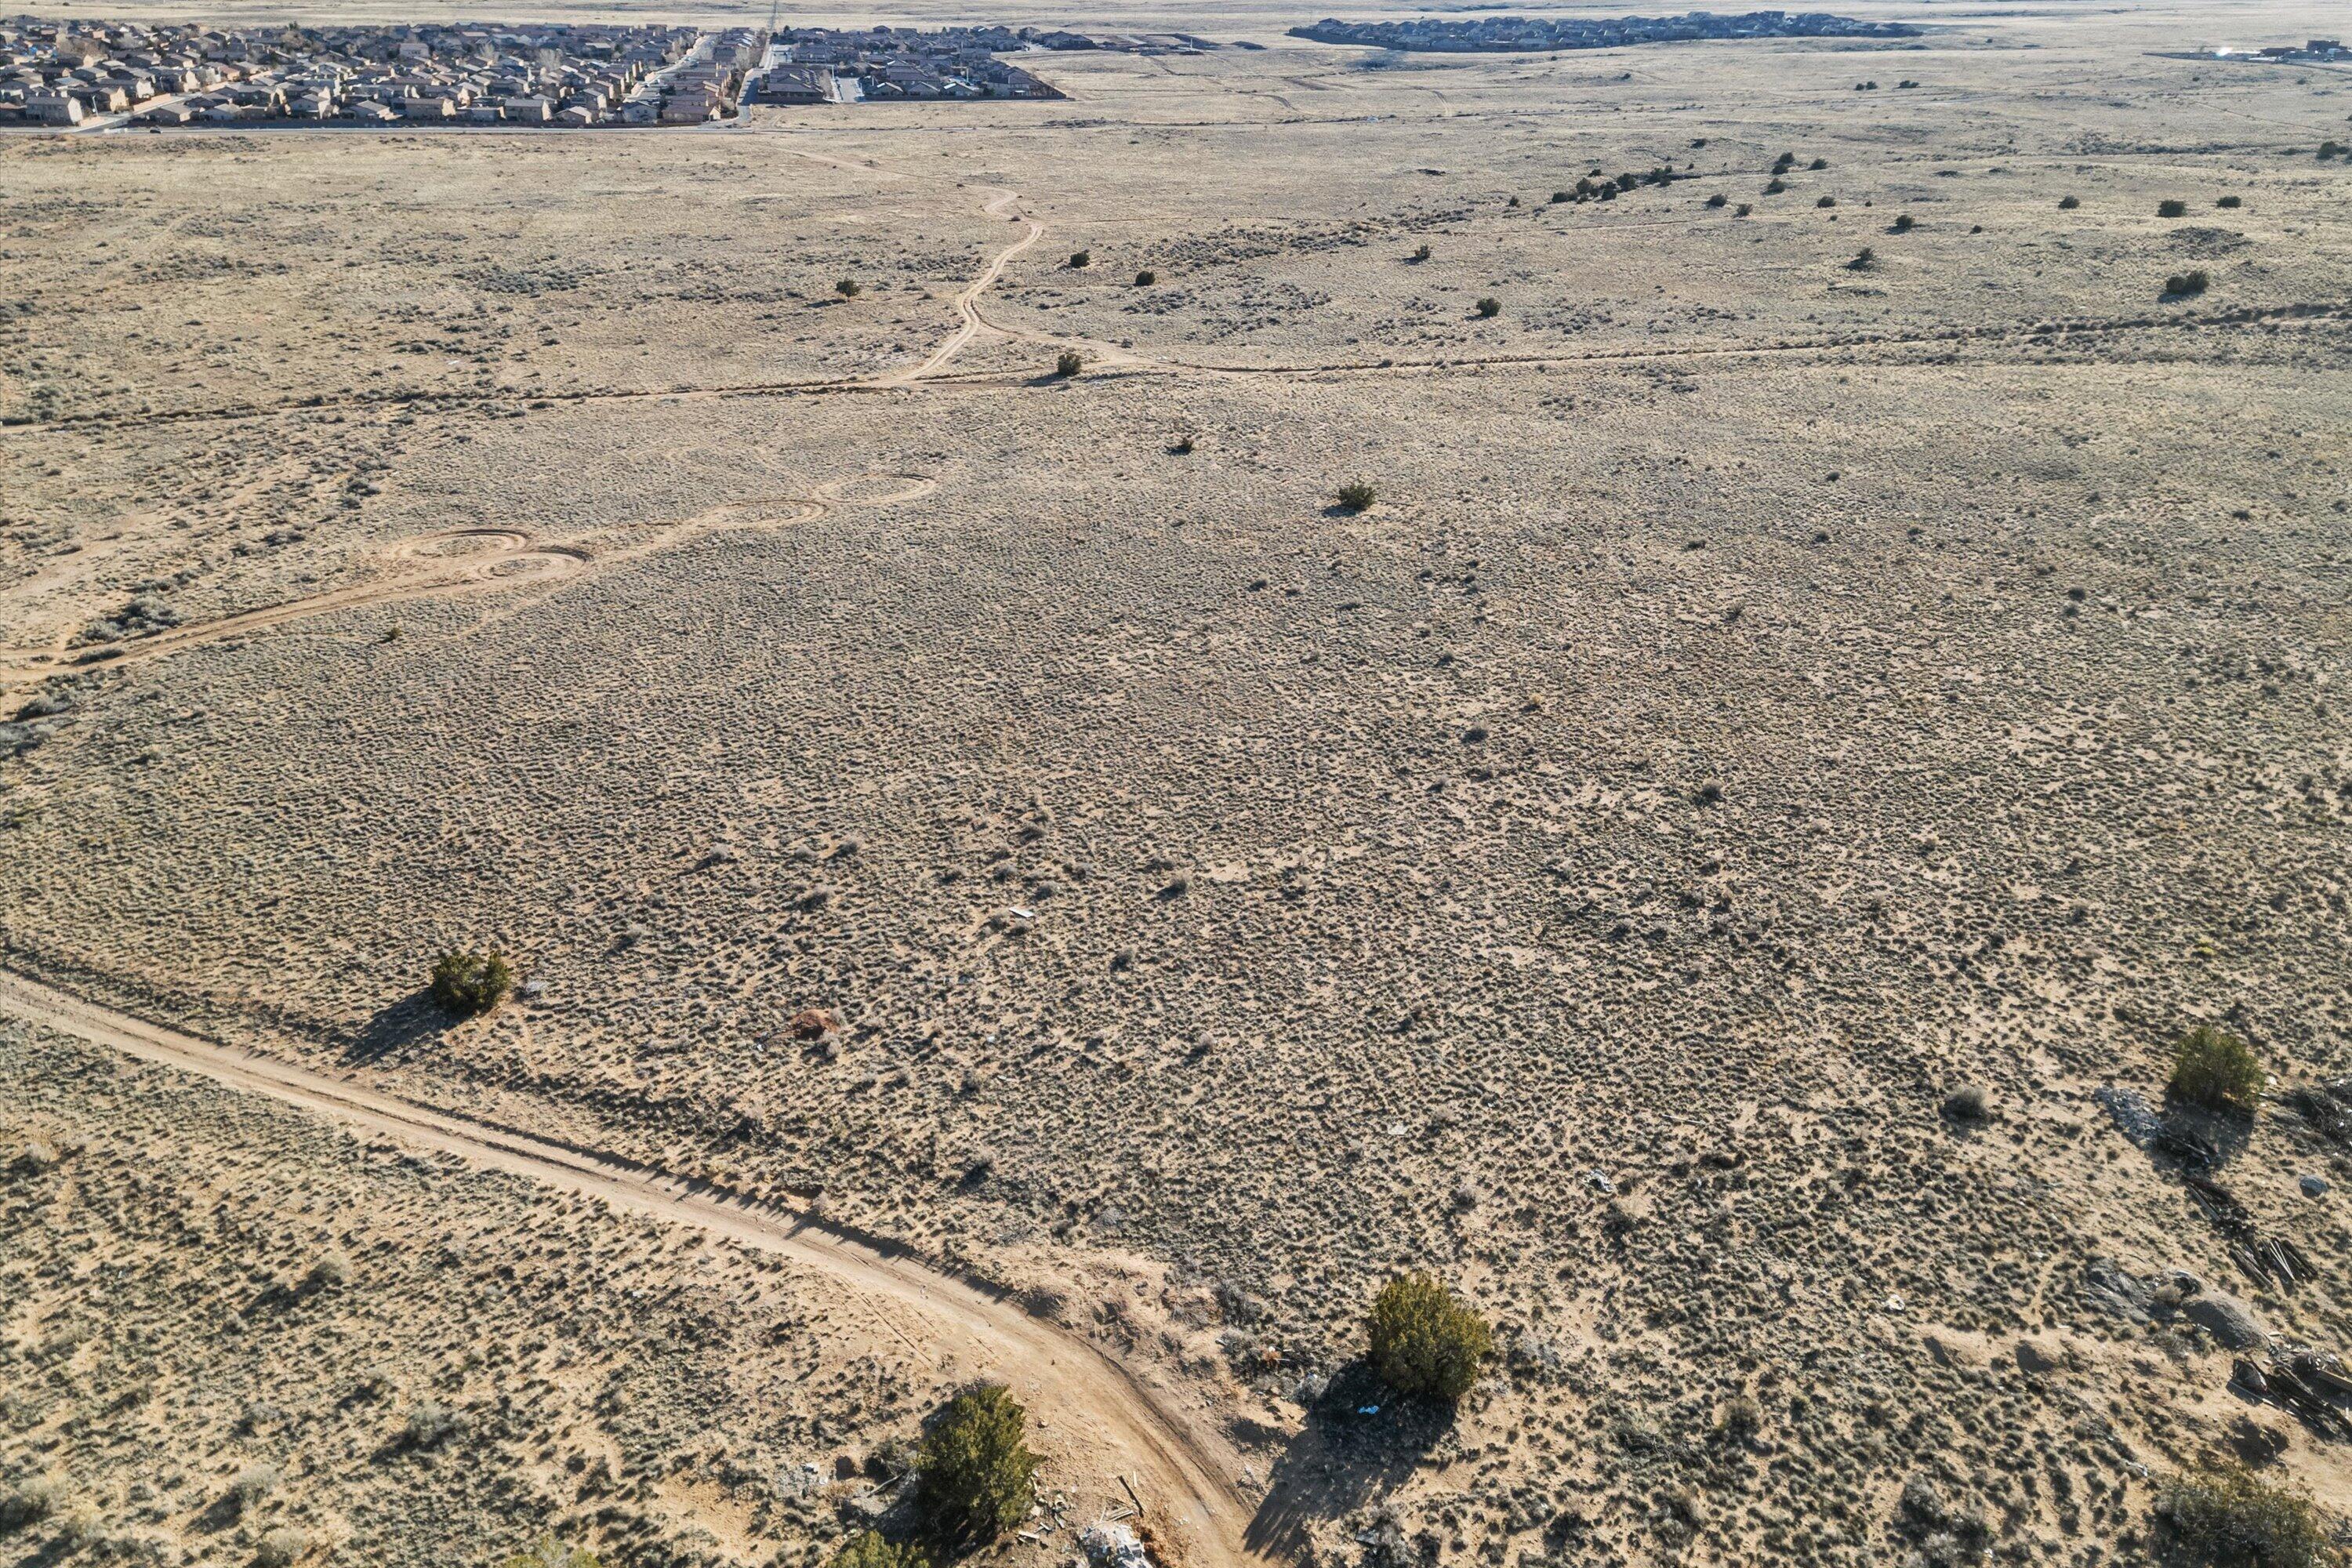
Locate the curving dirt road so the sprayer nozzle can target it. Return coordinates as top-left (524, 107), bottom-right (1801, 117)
top-left (0, 528), bottom-right (588, 694)
top-left (0, 966), bottom-right (1258, 1568)
top-left (886, 187), bottom-right (1045, 386)
top-left (0, 474), bottom-right (937, 696)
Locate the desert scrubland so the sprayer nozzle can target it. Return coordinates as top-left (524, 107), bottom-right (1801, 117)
top-left (5, 5), bottom-right (2352, 1566)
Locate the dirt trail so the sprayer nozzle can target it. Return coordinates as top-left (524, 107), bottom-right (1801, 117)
top-left (8, 302), bottom-right (2339, 441)
top-left (887, 187), bottom-right (1045, 385)
top-left (0, 474), bottom-right (935, 695)
top-left (0, 528), bottom-right (587, 693)
top-left (0, 967), bottom-right (1258, 1568)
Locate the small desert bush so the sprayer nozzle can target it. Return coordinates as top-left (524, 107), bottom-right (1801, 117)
top-left (430, 949), bottom-right (514, 1014)
top-left (0, 1475), bottom-right (62, 1532)
top-left (1475, 296), bottom-right (1501, 318)
top-left (1817, 194), bottom-right (1837, 208)
top-left (1942, 1085), bottom-right (1989, 1122)
top-left (1704, 192), bottom-right (1726, 208)
top-left (1365, 1272), bottom-right (1492, 1402)
top-left (1054, 350), bottom-right (1083, 378)
top-left (2059, 194), bottom-right (2081, 209)
top-left (499, 1540), bottom-right (604, 1568)
top-left (836, 278), bottom-right (861, 298)
top-left (1765, 176), bottom-right (1788, 194)
top-left (1715, 1395), bottom-right (1763, 1439)
top-left (1892, 213), bottom-right (1915, 232)
top-left (1134, 269), bottom-right (1156, 285)
top-left (917, 1385), bottom-right (1040, 1544)
top-left (837, 1533), bottom-right (931, 1568)
top-left (2216, 194), bottom-right (2242, 208)
top-left (2158, 198), bottom-right (2187, 218)
top-left (2164, 270), bottom-right (2210, 298)
top-left (403, 1399), bottom-right (461, 1450)
top-left (256, 1526), bottom-right (310, 1567)
top-left (2169, 1024), bottom-right (2261, 1112)
top-left (1067, 249), bottom-right (1091, 268)
top-left (1410, 242), bottom-right (1431, 261)
top-left (1847, 247), bottom-right (1877, 270)
top-left (303, 1251), bottom-right (352, 1293)
top-left (226, 1462), bottom-right (280, 1516)
top-left (2158, 1461), bottom-right (2338, 1568)
top-left (1334, 481), bottom-right (1376, 513)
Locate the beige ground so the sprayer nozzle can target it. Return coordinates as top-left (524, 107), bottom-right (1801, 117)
top-left (5, 4), bottom-right (2352, 1567)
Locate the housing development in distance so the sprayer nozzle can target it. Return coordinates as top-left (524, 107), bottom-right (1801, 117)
top-left (0, 16), bottom-right (1210, 127)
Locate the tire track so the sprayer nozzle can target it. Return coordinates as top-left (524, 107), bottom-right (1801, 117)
top-left (8, 301), bottom-right (2340, 441)
top-left (0, 473), bottom-right (935, 695)
top-left (0, 966), bottom-right (1258, 1568)
top-left (0, 528), bottom-right (587, 692)
top-left (884, 186), bottom-right (1044, 385)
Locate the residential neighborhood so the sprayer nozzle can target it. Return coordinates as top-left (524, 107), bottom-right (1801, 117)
top-left (744, 26), bottom-right (1221, 107)
top-left (748, 26), bottom-right (1065, 106)
top-left (0, 16), bottom-right (1228, 127)
top-left (0, 15), bottom-right (761, 128)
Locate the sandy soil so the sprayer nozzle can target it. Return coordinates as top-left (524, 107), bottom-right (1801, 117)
top-left (4, 4), bottom-right (2352, 1566)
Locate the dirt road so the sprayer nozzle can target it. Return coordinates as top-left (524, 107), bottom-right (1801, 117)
top-left (0, 475), bottom-right (942, 695)
top-left (0, 967), bottom-right (1258, 1568)
top-left (887, 187), bottom-right (1044, 385)
top-left (0, 528), bottom-right (587, 695)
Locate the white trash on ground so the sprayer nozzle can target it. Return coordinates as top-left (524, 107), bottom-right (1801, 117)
top-left (1080, 1522), bottom-right (1152, 1568)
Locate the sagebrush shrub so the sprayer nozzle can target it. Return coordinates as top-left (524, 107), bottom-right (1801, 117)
top-left (256, 1527), bottom-right (310, 1568)
top-left (1942, 1086), bottom-right (1988, 1122)
top-left (2158, 1461), bottom-right (2336, 1568)
top-left (0, 1475), bottom-right (62, 1531)
top-left (1334, 481), bottom-right (1376, 512)
top-left (404, 1399), bottom-right (461, 1450)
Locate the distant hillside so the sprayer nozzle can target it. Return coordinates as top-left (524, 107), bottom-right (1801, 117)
top-left (1290, 11), bottom-right (1920, 52)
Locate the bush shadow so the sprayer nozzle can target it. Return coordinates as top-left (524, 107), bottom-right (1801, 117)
top-left (345, 989), bottom-right (453, 1065)
top-left (1245, 1363), bottom-right (1452, 1560)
